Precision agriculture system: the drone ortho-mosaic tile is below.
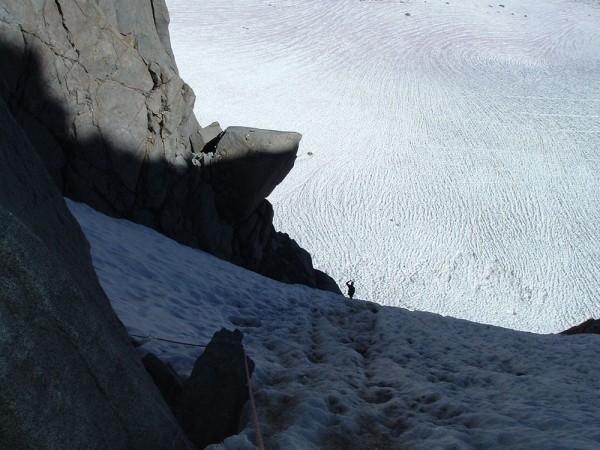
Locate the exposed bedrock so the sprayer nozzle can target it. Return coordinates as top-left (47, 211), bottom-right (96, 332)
top-left (201, 126), bottom-right (300, 223)
top-left (142, 352), bottom-right (184, 415)
top-left (560, 318), bottom-right (600, 335)
top-left (141, 330), bottom-right (256, 448)
top-left (0, 0), bottom-right (339, 292)
top-left (0, 93), bottom-right (191, 449)
top-left (177, 329), bottom-right (255, 449)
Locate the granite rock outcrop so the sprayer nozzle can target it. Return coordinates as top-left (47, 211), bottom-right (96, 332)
top-left (177, 329), bottom-right (255, 449)
top-left (560, 318), bottom-right (600, 335)
top-left (0, 0), bottom-right (339, 292)
top-left (0, 92), bottom-right (191, 449)
top-left (201, 126), bottom-right (300, 223)
top-left (141, 330), bottom-right (255, 448)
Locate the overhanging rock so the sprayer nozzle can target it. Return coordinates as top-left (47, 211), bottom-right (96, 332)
top-left (203, 127), bottom-right (301, 223)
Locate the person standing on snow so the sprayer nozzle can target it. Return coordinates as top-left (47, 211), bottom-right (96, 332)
top-left (346, 280), bottom-right (355, 299)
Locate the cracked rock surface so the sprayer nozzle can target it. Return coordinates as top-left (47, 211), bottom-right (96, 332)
top-left (0, 0), bottom-right (339, 291)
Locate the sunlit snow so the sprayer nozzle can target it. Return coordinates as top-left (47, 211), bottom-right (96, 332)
top-left (67, 199), bottom-right (600, 449)
top-left (164, 0), bottom-right (600, 333)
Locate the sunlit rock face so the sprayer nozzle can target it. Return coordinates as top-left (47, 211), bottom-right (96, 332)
top-left (0, 0), bottom-right (338, 292)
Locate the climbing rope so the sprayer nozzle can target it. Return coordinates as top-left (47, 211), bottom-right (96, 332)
top-left (244, 348), bottom-right (265, 450)
top-left (130, 333), bottom-right (207, 348)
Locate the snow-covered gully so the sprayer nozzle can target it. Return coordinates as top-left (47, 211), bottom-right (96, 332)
top-left (69, 200), bottom-right (600, 449)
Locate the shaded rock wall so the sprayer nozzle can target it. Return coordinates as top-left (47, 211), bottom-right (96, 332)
top-left (0, 0), bottom-right (338, 292)
top-left (177, 329), bottom-right (254, 449)
top-left (0, 93), bottom-right (191, 448)
top-left (560, 318), bottom-right (600, 335)
top-left (203, 127), bottom-right (300, 223)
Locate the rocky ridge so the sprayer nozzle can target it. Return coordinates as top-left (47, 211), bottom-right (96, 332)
top-left (0, 0), bottom-right (339, 292)
top-left (560, 318), bottom-right (600, 335)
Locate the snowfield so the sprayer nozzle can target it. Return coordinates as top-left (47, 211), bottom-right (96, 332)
top-left (68, 200), bottom-right (600, 449)
top-left (164, 0), bottom-right (600, 333)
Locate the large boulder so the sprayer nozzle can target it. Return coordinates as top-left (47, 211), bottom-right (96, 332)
top-left (0, 91), bottom-right (191, 448)
top-left (177, 329), bottom-right (255, 449)
top-left (261, 231), bottom-right (319, 287)
top-left (0, 0), bottom-right (339, 293)
top-left (202, 126), bottom-right (300, 222)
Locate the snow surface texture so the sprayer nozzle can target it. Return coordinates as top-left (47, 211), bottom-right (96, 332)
top-left (164, 0), bottom-right (600, 333)
top-left (68, 199), bottom-right (600, 449)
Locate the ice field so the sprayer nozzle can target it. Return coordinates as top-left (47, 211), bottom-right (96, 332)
top-left (164, 0), bottom-right (600, 333)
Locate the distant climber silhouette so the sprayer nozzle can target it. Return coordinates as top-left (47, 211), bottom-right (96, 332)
top-left (346, 280), bottom-right (355, 299)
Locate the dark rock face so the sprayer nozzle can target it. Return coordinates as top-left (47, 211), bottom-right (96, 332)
top-left (560, 318), bottom-right (600, 335)
top-left (177, 329), bottom-right (255, 449)
top-left (315, 269), bottom-right (344, 294)
top-left (142, 353), bottom-right (184, 414)
top-left (203, 127), bottom-right (302, 224)
top-left (261, 231), bottom-right (318, 287)
top-left (0, 0), bottom-right (339, 293)
top-left (203, 126), bottom-right (300, 223)
top-left (0, 94), bottom-right (191, 449)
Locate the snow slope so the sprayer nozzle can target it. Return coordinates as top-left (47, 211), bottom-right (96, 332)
top-left (164, 0), bottom-right (600, 333)
top-left (67, 199), bottom-right (600, 449)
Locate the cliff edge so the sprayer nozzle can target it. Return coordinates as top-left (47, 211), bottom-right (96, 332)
top-left (0, 0), bottom-right (339, 292)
